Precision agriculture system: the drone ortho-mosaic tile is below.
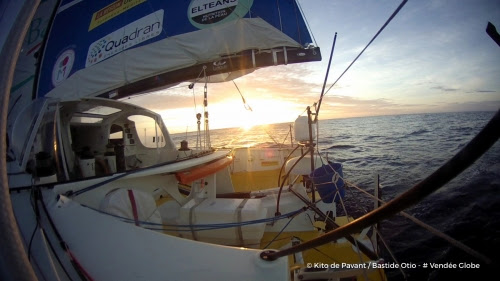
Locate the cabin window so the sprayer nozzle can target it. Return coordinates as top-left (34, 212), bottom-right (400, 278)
top-left (26, 103), bottom-right (68, 182)
top-left (70, 116), bottom-right (103, 124)
top-left (127, 115), bottom-right (165, 148)
top-left (110, 131), bottom-right (123, 139)
top-left (70, 105), bottom-right (121, 124)
top-left (82, 106), bottom-right (121, 116)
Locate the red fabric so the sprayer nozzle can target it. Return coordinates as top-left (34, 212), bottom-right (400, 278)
top-left (175, 156), bottom-right (233, 184)
top-left (127, 190), bottom-right (140, 226)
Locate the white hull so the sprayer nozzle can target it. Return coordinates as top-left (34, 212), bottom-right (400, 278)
top-left (12, 189), bottom-right (288, 281)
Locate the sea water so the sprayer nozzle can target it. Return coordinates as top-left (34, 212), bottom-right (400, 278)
top-left (172, 111), bottom-right (499, 280)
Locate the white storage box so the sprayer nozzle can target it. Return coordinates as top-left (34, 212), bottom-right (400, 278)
top-left (178, 198), bottom-right (267, 247)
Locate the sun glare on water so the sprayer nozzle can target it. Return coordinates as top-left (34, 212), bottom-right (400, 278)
top-left (240, 110), bottom-right (256, 131)
top-left (157, 97), bottom-right (304, 134)
top-left (210, 98), bottom-right (302, 131)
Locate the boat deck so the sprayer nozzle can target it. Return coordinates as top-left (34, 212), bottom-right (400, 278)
top-left (231, 169), bottom-right (285, 192)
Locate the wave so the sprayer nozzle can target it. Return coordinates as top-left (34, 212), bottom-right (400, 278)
top-left (327, 144), bottom-right (356, 150)
top-left (407, 129), bottom-right (430, 136)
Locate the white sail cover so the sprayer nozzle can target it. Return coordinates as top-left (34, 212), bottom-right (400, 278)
top-left (37, 0), bottom-right (321, 100)
top-left (45, 18), bottom-right (302, 100)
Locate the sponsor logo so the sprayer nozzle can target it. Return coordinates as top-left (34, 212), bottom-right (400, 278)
top-left (188, 0), bottom-right (253, 29)
top-left (52, 49), bottom-right (75, 86)
top-left (212, 60), bottom-right (228, 71)
top-left (89, 0), bottom-right (146, 31)
top-left (86, 10), bottom-right (163, 67)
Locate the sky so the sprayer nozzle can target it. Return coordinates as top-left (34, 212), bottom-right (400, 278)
top-left (126, 0), bottom-right (500, 133)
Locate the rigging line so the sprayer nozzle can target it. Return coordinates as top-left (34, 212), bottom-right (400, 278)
top-left (296, 0), bottom-right (316, 45)
top-left (373, 226), bottom-right (408, 281)
top-left (294, 236), bottom-right (346, 265)
top-left (342, 185), bottom-right (389, 281)
top-left (84, 203), bottom-right (303, 229)
top-left (310, 247), bottom-right (343, 264)
top-left (298, 101), bottom-right (316, 118)
top-left (30, 183), bottom-right (74, 280)
top-left (263, 214), bottom-right (299, 249)
top-left (277, 144), bottom-right (301, 186)
top-left (27, 219), bottom-right (39, 261)
top-left (232, 80), bottom-right (252, 111)
top-left (261, 108), bottom-right (500, 261)
top-left (287, 186), bottom-right (379, 261)
top-left (246, 236), bottom-right (291, 248)
top-left (276, 148), bottom-right (313, 215)
top-left (276, 0), bottom-right (283, 32)
top-left (292, 0), bottom-right (302, 45)
top-left (337, 192), bottom-right (370, 281)
top-left (345, 180), bottom-right (493, 264)
top-left (346, 180), bottom-right (405, 279)
top-left (145, 209), bottom-right (303, 229)
top-left (264, 129), bottom-right (281, 146)
top-left (324, 0), bottom-right (408, 96)
top-left (280, 129), bottom-right (291, 146)
top-left (192, 83), bottom-right (197, 112)
top-left (28, 184), bottom-right (40, 261)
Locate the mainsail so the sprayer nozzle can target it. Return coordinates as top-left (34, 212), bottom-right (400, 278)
top-left (37, 0), bottom-right (321, 100)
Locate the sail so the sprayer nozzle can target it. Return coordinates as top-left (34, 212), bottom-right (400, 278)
top-left (8, 0), bottom-right (59, 125)
top-left (37, 0), bottom-right (321, 100)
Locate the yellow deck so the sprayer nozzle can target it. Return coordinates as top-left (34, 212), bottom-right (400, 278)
top-left (230, 169), bottom-right (284, 191)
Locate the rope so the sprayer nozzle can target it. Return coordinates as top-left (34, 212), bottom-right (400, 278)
top-left (292, 0), bottom-right (302, 45)
top-left (281, 126), bottom-right (291, 146)
top-left (345, 182), bottom-right (407, 280)
top-left (277, 145), bottom-right (300, 186)
top-left (287, 186), bottom-right (379, 261)
top-left (337, 191), bottom-right (370, 281)
top-left (324, 0), bottom-right (408, 97)
top-left (30, 185), bottom-right (74, 281)
top-left (263, 213), bottom-right (300, 249)
top-left (276, 0), bottom-right (283, 32)
top-left (373, 226), bottom-right (408, 280)
top-left (232, 80), bottom-right (253, 111)
top-left (85, 204), bottom-right (304, 232)
top-left (296, 0), bottom-right (316, 46)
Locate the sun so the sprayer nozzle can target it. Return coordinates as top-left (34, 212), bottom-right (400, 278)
top-left (241, 121), bottom-right (254, 131)
top-left (240, 110), bottom-right (256, 131)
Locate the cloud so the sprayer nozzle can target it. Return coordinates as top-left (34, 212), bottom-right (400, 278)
top-left (430, 86), bottom-right (459, 92)
top-left (433, 100), bottom-right (500, 113)
top-left (475, 90), bottom-right (497, 93)
top-left (318, 94), bottom-right (500, 120)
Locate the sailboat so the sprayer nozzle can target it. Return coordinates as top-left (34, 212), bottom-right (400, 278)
top-left (1, 1), bottom-right (387, 280)
top-left (1, 1), bottom-right (498, 281)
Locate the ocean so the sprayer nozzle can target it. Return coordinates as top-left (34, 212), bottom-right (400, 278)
top-left (172, 111), bottom-right (499, 280)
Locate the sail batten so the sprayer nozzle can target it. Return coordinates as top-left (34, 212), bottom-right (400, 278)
top-left (38, 0), bottom-right (321, 100)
